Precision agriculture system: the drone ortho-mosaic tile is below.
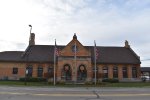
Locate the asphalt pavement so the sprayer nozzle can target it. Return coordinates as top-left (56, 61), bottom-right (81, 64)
top-left (0, 86), bottom-right (150, 100)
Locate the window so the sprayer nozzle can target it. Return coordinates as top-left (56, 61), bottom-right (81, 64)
top-left (48, 67), bottom-right (53, 77)
top-left (26, 66), bottom-right (33, 77)
top-left (37, 67), bottom-right (43, 77)
top-left (113, 66), bottom-right (118, 78)
top-left (122, 67), bottom-right (128, 78)
top-left (132, 67), bottom-right (137, 78)
top-left (103, 66), bottom-right (108, 78)
top-left (72, 45), bottom-right (78, 52)
top-left (48, 67), bottom-right (53, 74)
top-left (12, 68), bottom-right (18, 74)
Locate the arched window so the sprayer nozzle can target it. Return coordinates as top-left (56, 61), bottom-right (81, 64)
top-left (103, 66), bottom-right (108, 79)
top-left (26, 65), bottom-right (33, 77)
top-left (113, 66), bottom-right (118, 78)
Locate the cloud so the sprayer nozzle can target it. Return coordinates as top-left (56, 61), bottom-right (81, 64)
top-left (0, 0), bottom-right (150, 66)
top-left (0, 39), bottom-right (27, 51)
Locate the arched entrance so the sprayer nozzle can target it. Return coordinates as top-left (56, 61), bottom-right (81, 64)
top-left (61, 64), bottom-right (72, 81)
top-left (77, 65), bottom-right (87, 81)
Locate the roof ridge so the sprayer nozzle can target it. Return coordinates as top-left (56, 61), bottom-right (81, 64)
top-left (128, 47), bottom-right (141, 61)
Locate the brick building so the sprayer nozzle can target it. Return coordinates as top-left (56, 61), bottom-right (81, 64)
top-left (0, 33), bottom-right (141, 82)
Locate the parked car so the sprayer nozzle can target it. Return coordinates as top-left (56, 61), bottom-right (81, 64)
top-left (141, 76), bottom-right (150, 81)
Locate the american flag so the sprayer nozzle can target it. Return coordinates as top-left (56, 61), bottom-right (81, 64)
top-left (94, 40), bottom-right (98, 60)
top-left (54, 39), bottom-right (59, 56)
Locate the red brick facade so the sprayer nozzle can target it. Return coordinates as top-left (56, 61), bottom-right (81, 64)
top-left (0, 34), bottom-right (141, 82)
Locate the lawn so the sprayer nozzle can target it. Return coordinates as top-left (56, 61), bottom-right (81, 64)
top-left (0, 81), bottom-right (48, 86)
top-left (0, 81), bottom-right (150, 87)
top-left (102, 82), bottom-right (150, 87)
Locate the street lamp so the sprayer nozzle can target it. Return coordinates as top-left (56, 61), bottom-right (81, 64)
top-left (29, 25), bottom-right (32, 34)
top-left (24, 25), bottom-right (31, 85)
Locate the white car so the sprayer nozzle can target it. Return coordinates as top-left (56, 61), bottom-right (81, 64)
top-left (141, 76), bottom-right (150, 81)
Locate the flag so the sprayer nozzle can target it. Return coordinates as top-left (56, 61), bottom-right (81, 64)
top-left (54, 39), bottom-right (59, 56)
top-left (74, 41), bottom-right (77, 83)
top-left (53, 39), bottom-right (59, 86)
top-left (94, 40), bottom-right (98, 60)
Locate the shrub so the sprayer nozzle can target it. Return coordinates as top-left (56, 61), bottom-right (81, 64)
top-left (102, 78), bottom-right (119, 83)
top-left (19, 77), bottom-right (47, 82)
top-left (56, 80), bottom-right (65, 85)
top-left (85, 81), bottom-right (93, 85)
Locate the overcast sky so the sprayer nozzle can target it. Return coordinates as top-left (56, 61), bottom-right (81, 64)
top-left (0, 0), bottom-right (150, 66)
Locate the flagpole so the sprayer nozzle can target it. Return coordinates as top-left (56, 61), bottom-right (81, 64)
top-left (74, 41), bottom-right (77, 84)
top-left (94, 40), bottom-right (97, 85)
top-left (54, 39), bottom-right (56, 86)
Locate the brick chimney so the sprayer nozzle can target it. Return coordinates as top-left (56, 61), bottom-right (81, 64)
top-left (29, 33), bottom-right (35, 45)
top-left (124, 40), bottom-right (130, 48)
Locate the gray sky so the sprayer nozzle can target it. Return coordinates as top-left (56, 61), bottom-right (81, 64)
top-left (0, 0), bottom-right (150, 66)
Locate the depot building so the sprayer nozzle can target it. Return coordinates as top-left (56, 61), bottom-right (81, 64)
top-left (0, 33), bottom-right (141, 82)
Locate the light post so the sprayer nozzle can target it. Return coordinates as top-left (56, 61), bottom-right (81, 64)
top-left (24, 25), bottom-right (32, 85)
top-left (25, 51), bottom-right (29, 85)
top-left (29, 25), bottom-right (32, 44)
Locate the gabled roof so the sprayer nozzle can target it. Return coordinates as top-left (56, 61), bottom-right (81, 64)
top-left (0, 45), bottom-right (141, 64)
top-left (60, 33), bottom-right (90, 57)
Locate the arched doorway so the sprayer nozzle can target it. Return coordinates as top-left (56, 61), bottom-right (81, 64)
top-left (77, 65), bottom-right (87, 81)
top-left (62, 64), bottom-right (72, 81)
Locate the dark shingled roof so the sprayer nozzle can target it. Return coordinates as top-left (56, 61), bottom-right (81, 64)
top-left (0, 45), bottom-right (141, 64)
top-left (0, 51), bottom-right (24, 61)
top-left (90, 46), bottom-right (141, 64)
top-left (22, 45), bottom-right (56, 62)
top-left (141, 67), bottom-right (150, 72)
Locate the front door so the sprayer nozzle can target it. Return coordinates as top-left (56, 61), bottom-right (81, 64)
top-left (62, 64), bottom-right (71, 81)
top-left (77, 65), bottom-right (87, 81)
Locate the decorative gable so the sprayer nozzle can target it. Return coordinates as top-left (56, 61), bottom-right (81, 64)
top-left (60, 34), bottom-right (91, 57)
